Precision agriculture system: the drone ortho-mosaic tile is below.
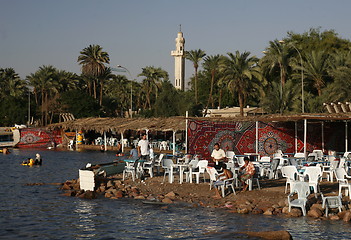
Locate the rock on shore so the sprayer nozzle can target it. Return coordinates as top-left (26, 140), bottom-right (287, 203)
top-left (239, 230), bottom-right (293, 240)
top-left (59, 175), bottom-right (351, 223)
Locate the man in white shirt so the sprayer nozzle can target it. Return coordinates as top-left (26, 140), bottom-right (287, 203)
top-left (138, 134), bottom-right (150, 160)
top-left (211, 143), bottom-right (226, 173)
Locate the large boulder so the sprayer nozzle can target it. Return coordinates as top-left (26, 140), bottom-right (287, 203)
top-left (288, 208), bottom-right (303, 217)
top-left (307, 208), bottom-right (323, 218)
top-left (343, 211), bottom-right (351, 222)
top-left (61, 183), bottom-right (72, 190)
top-left (310, 203), bottom-right (323, 212)
top-left (165, 191), bottom-right (176, 200)
top-left (240, 230), bottom-right (293, 240)
top-left (329, 215), bottom-right (340, 221)
top-left (162, 198), bottom-right (173, 204)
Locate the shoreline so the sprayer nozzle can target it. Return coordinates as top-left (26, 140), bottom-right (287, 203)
top-left (60, 172), bottom-right (351, 222)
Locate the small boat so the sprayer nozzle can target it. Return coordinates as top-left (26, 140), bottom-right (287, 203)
top-left (0, 127), bottom-right (20, 148)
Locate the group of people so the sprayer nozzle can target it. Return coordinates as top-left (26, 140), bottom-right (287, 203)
top-left (22, 153), bottom-right (42, 166)
top-left (211, 143), bottom-right (255, 198)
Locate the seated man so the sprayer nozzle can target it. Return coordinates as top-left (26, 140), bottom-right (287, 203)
top-left (129, 146), bottom-right (138, 159)
top-left (239, 156), bottom-right (256, 192)
top-left (213, 165), bottom-right (233, 199)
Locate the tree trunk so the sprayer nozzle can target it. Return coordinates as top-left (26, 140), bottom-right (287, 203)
top-left (99, 82), bottom-right (103, 106)
top-left (204, 71), bottom-right (215, 116)
top-left (45, 92), bottom-right (48, 126)
top-left (41, 89), bottom-right (44, 126)
top-left (93, 78), bottom-right (97, 99)
top-left (194, 66), bottom-right (198, 104)
top-left (219, 88), bottom-right (222, 109)
top-left (238, 93), bottom-right (244, 116)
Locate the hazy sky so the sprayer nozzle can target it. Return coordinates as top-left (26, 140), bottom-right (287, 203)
top-left (1, 0), bottom-right (351, 85)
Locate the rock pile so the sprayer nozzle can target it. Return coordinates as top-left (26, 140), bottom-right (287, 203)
top-left (59, 177), bottom-right (351, 222)
top-left (60, 178), bottom-right (178, 203)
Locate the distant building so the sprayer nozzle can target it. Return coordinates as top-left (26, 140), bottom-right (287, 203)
top-left (171, 30), bottom-right (185, 90)
top-left (203, 106), bottom-right (265, 117)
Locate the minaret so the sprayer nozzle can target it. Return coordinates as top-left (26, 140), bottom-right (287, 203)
top-left (171, 26), bottom-right (185, 90)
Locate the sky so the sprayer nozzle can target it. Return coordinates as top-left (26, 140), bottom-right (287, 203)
top-left (1, 0), bottom-right (351, 86)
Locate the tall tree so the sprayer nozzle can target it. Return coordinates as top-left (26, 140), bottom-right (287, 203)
top-left (0, 68), bottom-right (26, 98)
top-left (221, 51), bottom-right (262, 116)
top-left (97, 67), bottom-right (113, 106)
top-left (185, 49), bottom-right (206, 104)
top-left (77, 44), bottom-right (110, 99)
top-left (202, 54), bottom-right (222, 114)
top-left (27, 65), bottom-right (61, 125)
top-left (301, 50), bottom-right (330, 96)
top-left (261, 40), bottom-right (290, 88)
top-left (138, 66), bottom-right (169, 109)
top-left (261, 80), bottom-right (300, 114)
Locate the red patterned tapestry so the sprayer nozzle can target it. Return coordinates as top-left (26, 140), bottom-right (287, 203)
top-left (16, 128), bottom-right (62, 148)
top-left (187, 119), bottom-right (345, 159)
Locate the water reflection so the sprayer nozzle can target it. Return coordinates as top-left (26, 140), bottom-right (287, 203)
top-left (73, 200), bottom-right (97, 239)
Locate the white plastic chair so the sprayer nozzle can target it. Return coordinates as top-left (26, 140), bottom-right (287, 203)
top-left (313, 150), bottom-right (324, 161)
top-left (246, 166), bottom-right (261, 191)
top-left (321, 193), bottom-right (342, 217)
top-left (143, 153), bottom-right (155, 178)
top-left (335, 168), bottom-right (351, 197)
top-left (159, 141), bottom-right (169, 151)
top-left (226, 151), bottom-right (235, 161)
top-left (123, 161), bottom-right (140, 181)
top-left (303, 166), bottom-right (322, 197)
top-left (225, 160), bottom-right (235, 173)
top-left (184, 159), bottom-right (199, 182)
top-left (154, 153), bottom-right (164, 175)
top-left (268, 158), bottom-right (280, 179)
top-left (307, 153), bottom-right (318, 162)
top-left (236, 156), bottom-right (245, 167)
top-left (288, 181), bottom-right (310, 216)
top-left (273, 149), bottom-right (284, 158)
top-left (189, 160), bottom-right (208, 184)
top-left (322, 157), bottom-right (339, 182)
top-left (259, 156), bottom-right (271, 163)
top-left (343, 152), bottom-right (351, 160)
top-left (162, 159), bottom-right (174, 183)
top-left (294, 153), bottom-right (305, 158)
top-left (281, 166), bottom-right (300, 193)
top-left (207, 167), bottom-right (236, 197)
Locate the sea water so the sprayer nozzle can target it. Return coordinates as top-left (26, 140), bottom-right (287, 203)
top-left (0, 149), bottom-right (350, 239)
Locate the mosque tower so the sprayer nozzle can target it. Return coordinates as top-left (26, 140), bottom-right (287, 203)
top-left (171, 26), bottom-right (185, 90)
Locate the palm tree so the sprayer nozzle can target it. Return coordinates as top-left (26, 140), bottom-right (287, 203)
top-left (97, 67), bottom-right (113, 106)
top-left (77, 44), bottom-right (110, 99)
top-left (221, 51), bottom-right (262, 116)
top-left (261, 80), bottom-right (300, 114)
top-left (185, 49), bottom-right (206, 104)
top-left (202, 54), bottom-right (222, 114)
top-left (105, 75), bottom-right (130, 116)
top-left (300, 50), bottom-right (330, 96)
top-left (0, 68), bottom-right (26, 98)
top-left (27, 65), bottom-right (61, 125)
top-left (138, 66), bottom-right (168, 109)
top-left (261, 40), bottom-right (290, 88)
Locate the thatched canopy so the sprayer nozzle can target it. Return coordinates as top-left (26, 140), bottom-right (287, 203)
top-left (193, 113), bottom-right (351, 123)
top-left (47, 113), bottom-right (351, 134)
top-left (47, 117), bottom-right (187, 133)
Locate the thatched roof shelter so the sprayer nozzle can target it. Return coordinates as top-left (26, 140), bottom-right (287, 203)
top-left (47, 113), bottom-right (351, 134)
top-left (194, 113), bottom-right (351, 123)
top-left (47, 117), bottom-right (187, 133)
